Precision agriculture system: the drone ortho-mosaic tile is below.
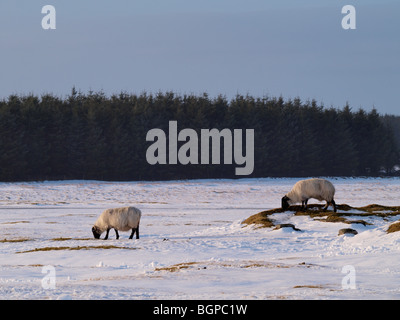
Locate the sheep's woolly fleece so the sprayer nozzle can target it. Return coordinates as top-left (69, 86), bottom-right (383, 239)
top-left (285, 178), bottom-right (335, 203)
top-left (93, 207), bottom-right (141, 233)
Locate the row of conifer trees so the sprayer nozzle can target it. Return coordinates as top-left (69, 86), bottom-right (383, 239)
top-left (0, 90), bottom-right (398, 181)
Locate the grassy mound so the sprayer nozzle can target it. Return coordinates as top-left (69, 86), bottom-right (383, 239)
top-left (242, 208), bottom-right (283, 228)
top-left (242, 204), bottom-right (400, 229)
top-left (387, 221), bottom-right (400, 233)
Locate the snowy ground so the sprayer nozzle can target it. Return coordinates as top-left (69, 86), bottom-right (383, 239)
top-left (1, 177), bottom-right (400, 300)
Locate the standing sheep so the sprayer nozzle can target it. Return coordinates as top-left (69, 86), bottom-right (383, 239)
top-left (92, 206), bottom-right (142, 240)
top-left (281, 178), bottom-right (337, 212)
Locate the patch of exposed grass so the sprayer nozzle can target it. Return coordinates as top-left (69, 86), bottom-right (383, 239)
top-left (2, 221), bottom-right (30, 224)
top-left (155, 262), bottom-right (198, 272)
top-left (239, 262), bottom-right (289, 269)
top-left (154, 260), bottom-right (311, 273)
top-left (293, 285), bottom-right (329, 289)
top-left (359, 204), bottom-right (400, 213)
top-left (387, 221), bottom-right (400, 234)
top-left (317, 214), bottom-right (371, 226)
top-left (321, 215), bottom-right (348, 223)
top-left (50, 237), bottom-right (93, 241)
top-left (242, 203), bottom-right (399, 229)
top-left (0, 238), bottom-right (31, 243)
top-left (242, 209), bottom-right (280, 228)
top-left (51, 237), bottom-right (72, 241)
top-left (16, 245), bottom-right (138, 253)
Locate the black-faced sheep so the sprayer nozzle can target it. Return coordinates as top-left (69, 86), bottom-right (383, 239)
top-left (92, 206), bottom-right (142, 240)
top-left (281, 178), bottom-right (337, 212)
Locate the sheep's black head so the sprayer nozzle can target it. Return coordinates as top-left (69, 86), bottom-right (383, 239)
top-left (92, 226), bottom-right (101, 239)
top-left (281, 196), bottom-right (290, 211)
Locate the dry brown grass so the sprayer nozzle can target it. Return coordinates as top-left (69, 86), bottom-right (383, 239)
top-left (242, 204), bottom-right (400, 229)
top-left (293, 285), bottom-right (328, 289)
top-left (242, 208), bottom-right (282, 228)
top-left (0, 238), bottom-right (31, 243)
top-left (1, 221), bottom-right (30, 224)
top-left (16, 245), bottom-right (138, 253)
top-left (154, 260), bottom-right (313, 273)
top-left (155, 262), bottom-right (198, 272)
top-left (50, 237), bottom-right (93, 241)
top-left (387, 221), bottom-right (400, 233)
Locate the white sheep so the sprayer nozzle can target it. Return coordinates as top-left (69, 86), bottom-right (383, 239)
top-left (281, 178), bottom-right (337, 212)
top-left (92, 206), bottom-right (142, 240)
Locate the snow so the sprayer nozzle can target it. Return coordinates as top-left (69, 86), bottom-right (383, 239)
top-left (1, 177), bottom-right (400, 299)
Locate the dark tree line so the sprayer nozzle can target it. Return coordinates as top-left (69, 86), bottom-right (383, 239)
top-left (0, 90), bottom-right (398, 181)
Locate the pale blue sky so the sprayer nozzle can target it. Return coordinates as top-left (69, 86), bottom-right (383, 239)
top-left (1, 1), bottom-right (399, 114)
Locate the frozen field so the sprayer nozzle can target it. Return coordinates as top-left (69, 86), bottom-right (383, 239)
top-left (1, 177), bottom-right (400, 300)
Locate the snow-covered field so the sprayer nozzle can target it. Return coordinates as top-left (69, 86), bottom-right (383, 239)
top-left (1, 177), bottom-right (400, 300)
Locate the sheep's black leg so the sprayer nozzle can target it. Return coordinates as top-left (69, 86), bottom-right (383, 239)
top-left (115, 229), bottom-right (119, 239)
top-left (104, 228), bottom-right (110, 240)
top-left (301, 199), bottom-right (308, 211)
top-left (332, 200), bottom-right (337, 212)
top-left (129, 225), bottom-right (140, 240)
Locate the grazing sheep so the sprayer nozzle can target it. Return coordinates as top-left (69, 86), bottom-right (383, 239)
top-left (92, 206), bottom-right (141, 240)
top-left (281, 178), bottom-right (337, 212)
